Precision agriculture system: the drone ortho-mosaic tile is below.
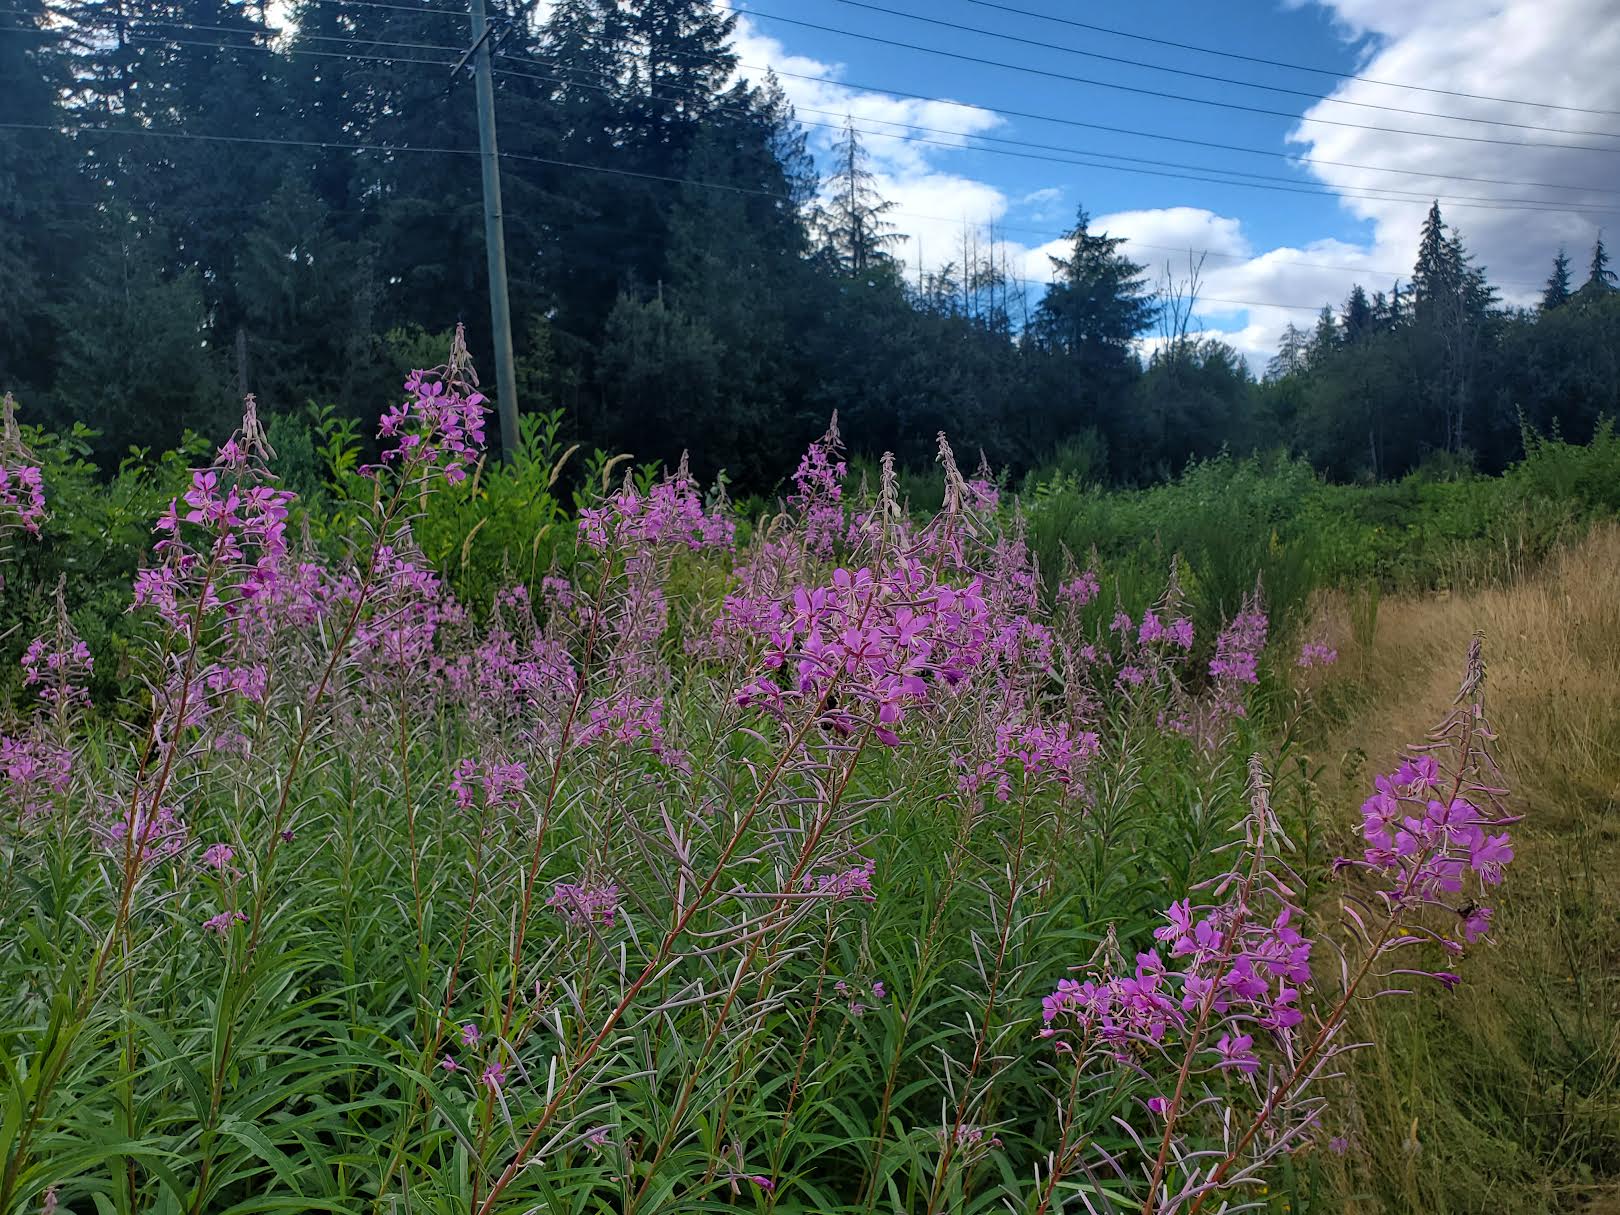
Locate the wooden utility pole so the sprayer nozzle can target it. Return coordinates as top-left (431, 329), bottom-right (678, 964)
top-left (457, 0), bottom-right (520, 460)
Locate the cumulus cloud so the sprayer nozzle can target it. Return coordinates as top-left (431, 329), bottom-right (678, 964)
top-left (1288, 0), bottom-right (1620, 306)
top-left (725, 0), bottom-right (1620, 365)
top-left (729, 9), bottom-right (1018, 280)
top-left (1121, 0), bottom-right (1620, 365)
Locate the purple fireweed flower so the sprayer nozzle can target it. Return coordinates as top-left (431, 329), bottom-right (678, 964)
top-left (201, 843), bottom-right (237, 873)
top-left (460, 1023), bottom-right (480, 1047)
top-left (0, 737), bottom-right (72, 819)
top-left (98, 805), bottom-right (188, 868)
top-left (1215, 1032), bottom-right (1259, 1074)
top-left (441, 1055), bottom-right (459, 1072)
top-left (0, 393), bottom-right (47, 539)
top-left (1058, 569), bottom-right (1101, 607)
top-left (450, 756), bottom-right (528, 812)
top-left (21, 634), bottom-right (93, 711)
top-left (807, 856), bottom-right (876, 902)
top-left (376, 325), bottom-right (488, 484)
top-left (578, 455), bottom-right (733, 554)
top-left (481, 1060), bottom-right (507, 1091)
top-left (1210, 604), bottom-right (1268, 686)
top-left (1298, 640), bottom-right (1339, 668)
top-left (549, 882), bottom-right (620, 928)
top-left (202, 910), bottom-right (247, 937)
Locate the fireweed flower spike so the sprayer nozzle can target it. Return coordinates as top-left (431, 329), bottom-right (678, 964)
top-left (0, 392), bottom-right (47, 544)
top-left (1038, 641), bottom-right (1518, 1214)
top-left (376, 324), bottom-right (489, 485)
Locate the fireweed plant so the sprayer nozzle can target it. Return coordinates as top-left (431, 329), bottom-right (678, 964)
top-left (0, 344), bottom-right (1521, 1214)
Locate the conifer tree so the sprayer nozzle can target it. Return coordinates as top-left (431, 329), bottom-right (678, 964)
top-left (1341, 284), bottom-right (1374, 344)
top-left (1580, 233), bottom-right (1617, 297)
top-left (821, 118), bottom-right (906, 276)
top-left (1541, 248), bottom-right (1573, 310)
top-left (1266, 323), bottom-right (1309, 381)
top-left (1030, 208), bottom-right (1155, 359)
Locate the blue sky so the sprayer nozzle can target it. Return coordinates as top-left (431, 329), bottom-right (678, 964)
top-left (725, 0), bottom-right (1620, 363)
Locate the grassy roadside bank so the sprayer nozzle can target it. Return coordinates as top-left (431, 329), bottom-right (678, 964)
top-left (1301, 524), bottom-right (1620, 1213)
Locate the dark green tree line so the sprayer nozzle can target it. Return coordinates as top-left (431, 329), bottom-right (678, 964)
top-left (3, 0), bottom-right (1619, 490)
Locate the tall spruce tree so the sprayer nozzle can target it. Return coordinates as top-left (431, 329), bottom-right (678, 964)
top-left (821, 119), bottom-right (905, 276)
top-left (1265, 323), bottom-right (1309, 381)
top-left (1580, 233), bottom-right (1617, 298)
top-left (1308, 305), bottom-right (1339, 368)
top-left (1542, 248), bottom-right (1573, 310)
top-left (1341, 284), bottom-right (1374, 344)
top-left (1030, 207), bottom-right (1155, 470)
top-left (1409, 202), bottom-right (1495, 454)
top-left (1029, 208), bottom-right (1154, 359)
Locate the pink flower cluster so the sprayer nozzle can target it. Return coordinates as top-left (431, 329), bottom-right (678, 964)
top-left (1209, 605), bottom-right (1268, 687)
top-left (1297, 640), bottom-right (1338, 668)
top-left (377, 326), bottom-right (488, 484)
top-left (135, 409), bottom-right (297, 639)
top-left (548, 882), bottom-right (620, 928)
top-left (97, 804), bottom-right (188, 868)
top-left (578, 463), bottom-right (733, 554)
top-left (736, 563), bottom-right (991, 746)
top-left (0, 736), bottom-right (72, 819)
top-left (834, 977), bottom-right (886, 1016)
top-left (1042, 898), bottom-right (1310, 1078)
top-left (1138, 611), bottom-right (1195, 651)
top-left (0, 464), bottom-right (45, 538)
top-left (956, 718), bottom-right (1100, 801)
top-left (1057, 569), bottom-right (1100, 608)
top-left (789, 416), bottom-right (847, 557)
top-left (806, 855), bottom-right (877, 902)
top-left (21, 633), bottom-right (93, 710)
top-left (0, 392), bottom-right (46, 538)
top-left (1343, 753), bottom-right (1515, 943)
top-left (450, 757), bottom-right (528, 812)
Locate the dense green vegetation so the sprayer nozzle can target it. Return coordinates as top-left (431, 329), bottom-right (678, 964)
top-left (6, 394), bottom-right (1615, 711)
top-left (3, 377), bottom-right (1588, 1214)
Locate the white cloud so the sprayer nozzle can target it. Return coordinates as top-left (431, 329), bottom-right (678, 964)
top-left (1095, 206), bottom-right (1253, 263)
top-left (1289, 0), bottom-right (1620, 309)
top-left (725, 0), bottom-right (1620, 365)
top-left (727, 10), bottom-right (1017, 280)
top-left (1106, 1), bottom-right (1620, 365)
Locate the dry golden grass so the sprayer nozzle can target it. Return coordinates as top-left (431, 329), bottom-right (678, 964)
top-left (1299, 524), bottom-right (1620, 1213)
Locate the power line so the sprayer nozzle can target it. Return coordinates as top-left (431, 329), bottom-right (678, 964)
top-left (725, 60), bottom-right (1615, 196)
top-left (11, 24), bottom-right (1614, 222)
top-left (15, 7), bottom-right (1609, 197)
top-left (733, 4), bottom-right (1620, 153)
top-left (489, 59), bottom-right (1620, 217)
top-left (481, 60), bottom-right (1556, 285)
top-left (959, 0), bottom-right (1620, 119)
top-left (37, 15), bottom-right (1604, 220)
top-left (0, 120), bottom-right (1536, 312)
top-left (819, 0), bottom-right (1620, 140)
top-left (495, 41), bottom-right (1610, 198)
top-left (278, 0), bottom-right (467, 17)
top-left (0, 117), bottom-right (800, 195)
